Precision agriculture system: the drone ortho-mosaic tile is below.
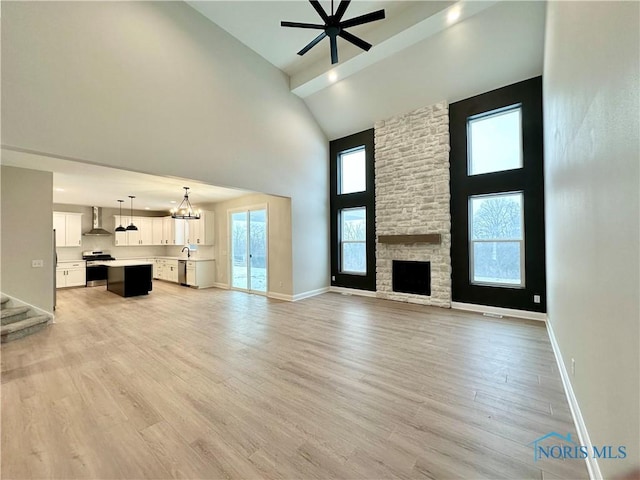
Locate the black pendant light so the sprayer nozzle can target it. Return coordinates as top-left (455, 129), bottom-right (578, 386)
top-left (115, 199), bottom-right (126, 232)
top-left (171, 187), bottom-right (201, 220)
top-left (126, 195), bottom-right (138, 231)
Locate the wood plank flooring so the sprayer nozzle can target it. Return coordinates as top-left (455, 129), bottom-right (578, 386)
top-left (1, 282), bottom-right (588, 479)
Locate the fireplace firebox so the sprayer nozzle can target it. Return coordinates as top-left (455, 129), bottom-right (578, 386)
top-left (392, 260), bottom-right (431, 296)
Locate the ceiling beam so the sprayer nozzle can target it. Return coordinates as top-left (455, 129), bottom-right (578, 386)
top-left (290, 1), bottom-right (498, 99)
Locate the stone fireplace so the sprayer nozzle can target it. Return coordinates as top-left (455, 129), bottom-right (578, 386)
top-left (374, 101), bottom-right (451, 307)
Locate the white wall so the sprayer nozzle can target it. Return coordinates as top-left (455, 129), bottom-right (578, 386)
top-left (2, 1), bottom-right (329, 296)
top-left (544, 2), bottom-right (639, 477)
top-left (1, 166), bottom-right (55, 313)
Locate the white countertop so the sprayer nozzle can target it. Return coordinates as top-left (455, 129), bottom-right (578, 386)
top-left (96, 260), bottom-right (153, 267)
top-left (154, 256), bottom-right (215, 262)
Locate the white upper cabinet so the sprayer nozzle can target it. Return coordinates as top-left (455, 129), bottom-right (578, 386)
top-left (163, 216), bottom-right (185, 245)
top-left (185, 211), bottom-right (214, 246)
top-left (53, 212), bottom-right (83, 247)
top-left (113, 216), bottom-right (156, 246)
top-left (152, 217), bottom-right (164, 245)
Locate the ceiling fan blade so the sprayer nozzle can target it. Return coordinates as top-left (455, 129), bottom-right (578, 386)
top-left (338, 30), bottom-right (372, 51)
top-left (298, 31), bottom-right (327, 56)
top-left (281, 21), bottom-right (326, 30)
top-left (330, 35), bottom-right (338, 64)
top-left (334, 0), bottom-right (351, 21)
top-left (340, 9), bottom-right (385, 29)
top-left (309, 0), bottom-right (330, 23)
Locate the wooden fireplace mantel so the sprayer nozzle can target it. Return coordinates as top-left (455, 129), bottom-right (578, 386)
top-left (377, 234), bottom-right (442, 245)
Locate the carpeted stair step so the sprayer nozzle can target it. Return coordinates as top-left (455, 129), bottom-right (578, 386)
top-left (1, 306), bottom-right (30, 326)
top-left (1, 315), bottom-right (50, 343)
top-left (0, 295), bottom-right (10, 308)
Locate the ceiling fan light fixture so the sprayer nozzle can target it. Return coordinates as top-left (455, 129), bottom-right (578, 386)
top-left (281, 0), bottom-right (385, 65)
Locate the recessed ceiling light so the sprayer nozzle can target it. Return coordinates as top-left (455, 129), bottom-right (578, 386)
top-left (447, 6), bottom-right (461, 24)
top-left (55, 188), bottom-right (65, 192)
top-left (144, 207), bottom-right (150, 210)
top-left (170, 201), bottom-right (177, 204)
top-left (328, 71), bottom-right (338, 83)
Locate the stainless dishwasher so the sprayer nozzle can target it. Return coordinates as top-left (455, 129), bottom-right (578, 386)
top-left (178, 260), bottom-right (187, 286)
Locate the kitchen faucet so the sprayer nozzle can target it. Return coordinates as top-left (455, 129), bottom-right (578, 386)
top-left (181, 246), bottom-right (191, 258)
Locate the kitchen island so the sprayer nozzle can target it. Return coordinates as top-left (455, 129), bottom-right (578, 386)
top-left (102, 260), bottom-right (153, 297)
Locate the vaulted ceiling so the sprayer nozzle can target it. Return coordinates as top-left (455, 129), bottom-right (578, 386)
top-left (188, 0), bottom-right (546, 140)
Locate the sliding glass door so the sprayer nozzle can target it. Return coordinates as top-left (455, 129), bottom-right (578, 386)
top-left (230, 208), bottom-right (267, 293)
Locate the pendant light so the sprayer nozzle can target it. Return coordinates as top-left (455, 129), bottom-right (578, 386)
top-left (115, 200), bottom-right (126, 232)
top-left (126, 195), bottom-right (138, 231)
top-left (171, 187), bottom-right (201, 220)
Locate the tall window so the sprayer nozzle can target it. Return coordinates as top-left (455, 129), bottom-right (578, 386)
top-left (469, 192), bottom-right (524, 287)
top-left (450, 77), bottom-right (546, 312)
top-left (340, 207), bottom-right (366, 274)
top-left (330, 129), bottom-right (375, 291)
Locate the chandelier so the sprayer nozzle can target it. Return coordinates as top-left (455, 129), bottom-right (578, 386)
top-left (171, 187), bottom-right (201, 220)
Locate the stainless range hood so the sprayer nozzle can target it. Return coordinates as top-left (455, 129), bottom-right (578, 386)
top-left (83, 207), bottom-right (112, 236)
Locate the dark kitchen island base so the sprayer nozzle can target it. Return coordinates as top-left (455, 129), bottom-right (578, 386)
top-left (107, 264), bottom-right (153, 297)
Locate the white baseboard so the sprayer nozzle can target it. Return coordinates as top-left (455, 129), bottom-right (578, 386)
top-left (213, 282), bottom-right (229, 290)
top-left (266, 287), bottom-right (329, 302)
top-left (546, 318), bottom-right (601, 480)
top-left (267, 291), bottom-right (293, 302)
top-left (451, 301), bottom-right (547, 321)
top-left (329, 286), bottom-right (378, 298)
top-left (293, 287), bottom-right (330, 302)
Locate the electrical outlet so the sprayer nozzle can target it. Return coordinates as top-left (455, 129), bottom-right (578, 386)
top-left (279, 281), bottom-right (283, 287)
top-left (571, 358), bottom-right (576, 376)
top-left (331, 275), bottom-right (336, 281)
top-left (32, 260), bottom-right (44, 268)
top-left (533, 294), bottom-right (541, 304)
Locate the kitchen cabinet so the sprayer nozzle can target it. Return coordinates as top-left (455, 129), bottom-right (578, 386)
top-left (114, 216), bottom-right (160, 246)
top-left (185, 260), bottom-right (215, 288)
top-left (114, 216), bottom-right (129, 246)
top-left (53, 212), bottom-right (83, 247)
top-left (153, 258), bottom-right (179, 283)
top-left (152, 218), bottom-right (164, 245)
top-left (185, 211), bottom-right (214, 246)
top-left (163, 217), bottom-right (185, 245)
top-left (56, 261), bottom-right (86, 288)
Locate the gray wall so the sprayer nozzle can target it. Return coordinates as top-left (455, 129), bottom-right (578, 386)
top-left (544, 2), bottom-right (640, 477)
top-left (1, 166), bottom-right (54, 313)
top-left (2, 1), bottom-right (329, 296)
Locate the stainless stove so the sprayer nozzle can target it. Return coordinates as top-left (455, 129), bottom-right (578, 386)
top-left (83, 250), bottom-right (116, 286)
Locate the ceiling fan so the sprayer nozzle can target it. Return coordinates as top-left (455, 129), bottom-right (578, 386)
top-left (281, 0), bottom-right (385, 65)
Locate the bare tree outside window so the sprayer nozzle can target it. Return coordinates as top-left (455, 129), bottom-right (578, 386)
top-left (470, 193), bottom-right (524, 286)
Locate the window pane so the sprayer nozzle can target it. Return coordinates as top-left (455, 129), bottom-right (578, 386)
top-left (470, 192), bottom-right (523, 240)
top-left (341, 207), bottom-right (366, 241)
top-left (472, 241), bottom-right (522, 286)
top-left (342, 243), bottom-right (366, 273)
top-left (468, 107), bottom-right (522, 175)
top-left (340, 207), bottom-right (366, 274)
top-left (340, 148), bottom-right (366, 194)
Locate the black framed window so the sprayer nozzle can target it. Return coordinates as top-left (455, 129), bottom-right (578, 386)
top-left (330, 129), bottom-right (375, 291)
top-left (450, 76), bottom-right (546, 312)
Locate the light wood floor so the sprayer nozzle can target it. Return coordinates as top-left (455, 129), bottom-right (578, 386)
top-left (1, 282), bottom-right (588, 479)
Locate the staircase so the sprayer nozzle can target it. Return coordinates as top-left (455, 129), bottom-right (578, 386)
top-left (1, 294), bottom-right (52, 343)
